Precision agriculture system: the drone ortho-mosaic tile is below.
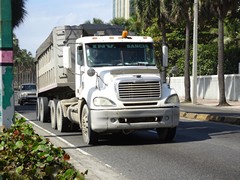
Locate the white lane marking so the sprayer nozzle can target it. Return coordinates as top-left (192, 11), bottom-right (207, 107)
top-left (16, 113), bottom-right (91, 156)
top-left (105, 164), bottom-right (112, 168)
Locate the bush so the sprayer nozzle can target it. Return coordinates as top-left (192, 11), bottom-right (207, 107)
top-left (0, 117), bottom-right (87, 180)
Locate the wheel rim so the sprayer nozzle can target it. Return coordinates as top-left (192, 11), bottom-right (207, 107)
top-left (81, 105), bottom-right (89, 143)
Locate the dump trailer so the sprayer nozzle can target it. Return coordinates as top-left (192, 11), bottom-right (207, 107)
top-left (35, 24), bottom-right (180, 145)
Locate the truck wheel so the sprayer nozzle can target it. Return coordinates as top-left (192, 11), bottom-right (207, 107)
top-left (50, 100), bottom-right (58, 129)
top-left (56, 101), bottom-right (69, 132)
top-left (81, 104), bottom-right (98, 145)
top-left (156, 127), bottom-right (176, 142)
top-left (36, 98), bottom-right (40, 121)
top-left (40, 97), bottom-right (50, 123)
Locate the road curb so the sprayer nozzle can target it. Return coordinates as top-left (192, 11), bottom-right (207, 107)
top-left (180, 111), bottom-right (240, 125)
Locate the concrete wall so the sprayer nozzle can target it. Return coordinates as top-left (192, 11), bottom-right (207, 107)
top-left (170, 74), bottom-right (240, 101)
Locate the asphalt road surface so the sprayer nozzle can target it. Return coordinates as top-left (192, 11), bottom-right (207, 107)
top-left (16, 103), bottom-right (240, 180)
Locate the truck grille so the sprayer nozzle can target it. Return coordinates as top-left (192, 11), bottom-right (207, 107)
top-left (118, 81), bottom-right (161, 100)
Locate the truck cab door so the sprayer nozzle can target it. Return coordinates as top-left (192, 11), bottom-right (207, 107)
top-left (76, 45), bottom-right (84, 98)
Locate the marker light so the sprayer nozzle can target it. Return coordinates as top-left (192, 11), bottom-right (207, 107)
top-left (122, 30), bottom-right (128, 38)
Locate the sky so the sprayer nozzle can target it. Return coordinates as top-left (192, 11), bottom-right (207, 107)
top-left (14, 0), bottom-right (113, 56)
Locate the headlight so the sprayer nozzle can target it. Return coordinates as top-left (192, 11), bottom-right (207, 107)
top-left (93, 97), bottom-right (116, 107)
top-left (21, 92), bottom-right (28, 97)
top-left (165, 94), bottom-right (180, 104)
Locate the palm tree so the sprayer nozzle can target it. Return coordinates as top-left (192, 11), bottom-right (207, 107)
top-left (161, 0), bottom-right (193, 102)
top-left (83, 20), bottom-right (91, 24)
top-left (92, 18), bottom-right (104, 24)
top-left (134, 0), bottom-right (168, 82)
top-left (13, 34), bottom-right (21, 87)
top-left (12, 0), bottom-right (27, 29)
top-left (110, 17), bottom-right (140, 33)
top-left (83, 18), bottom-right (104, 25)
top-left (134, 0), bottom-right (167, 43)
top-left (110, 17), bottom-right (128, 26)
top-left (199, 0), bottom-right (239, 106)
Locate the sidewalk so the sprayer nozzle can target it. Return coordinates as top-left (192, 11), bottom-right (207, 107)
top-left (179, 98), bottom-right (240, 125)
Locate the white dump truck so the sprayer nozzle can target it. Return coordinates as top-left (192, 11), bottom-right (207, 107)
top-left (35, 24), bottom-right (179, 144)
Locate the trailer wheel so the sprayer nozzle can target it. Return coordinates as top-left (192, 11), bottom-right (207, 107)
top-left (56, 101), bottom-right (69, 132)
top-left (36, 98), bottom-right (40, 121)
top-left (40, 97), bottom-right (50, 123)
top-left (156, 127), bottom-right (176, 142)
top-left (50, 100), bottom-right (58, 129)
top-left (81, 104), bottom-right (98, 145)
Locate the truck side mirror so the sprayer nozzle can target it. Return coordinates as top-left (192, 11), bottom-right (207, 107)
top-left (63, 46), bottom-right (71, 69)
top-left (162, 45), bottom-right (168, 67)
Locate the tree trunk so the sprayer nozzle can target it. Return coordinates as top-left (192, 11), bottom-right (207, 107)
top-left (184, 20), bottom-right (191, 102)
top-left (161, 20), bottom-right (167, 45)
top-left (159, 17), bottom-right (167, 83)
top-left (217, 17), bottom-right (228, 106)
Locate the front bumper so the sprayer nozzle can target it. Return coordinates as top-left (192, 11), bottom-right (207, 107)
top-left (90, 107), bottom-right (179, 133)
top-left (20, 97), bottom-right (37, 102)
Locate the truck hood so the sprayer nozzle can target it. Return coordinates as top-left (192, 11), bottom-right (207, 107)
top-left (94, 66), bottom-right (160, 76)
top-left (93, 66), bottom-right (161, 87)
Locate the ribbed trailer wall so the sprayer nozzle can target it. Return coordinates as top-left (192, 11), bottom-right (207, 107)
top-left (35, 26), bottom-right (82, 98)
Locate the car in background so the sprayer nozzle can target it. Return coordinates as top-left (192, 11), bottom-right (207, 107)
top-left (17, 83), bottom-right (37, 105)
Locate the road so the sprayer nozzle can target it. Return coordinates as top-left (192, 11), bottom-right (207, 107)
top-left (16, 103), bottom-right (240, 180)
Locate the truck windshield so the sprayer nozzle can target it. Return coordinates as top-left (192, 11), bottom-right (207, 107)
top-left (85, 43), bottom-right (155, 67)
top-left (21, 84), bottom-right (36, 90)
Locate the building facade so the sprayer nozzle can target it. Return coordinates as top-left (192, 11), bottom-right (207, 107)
top-left (113, 0), bottom-right (134, 19)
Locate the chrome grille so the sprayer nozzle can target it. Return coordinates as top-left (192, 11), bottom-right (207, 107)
top-left (118, 81), bottom-right (161, 100)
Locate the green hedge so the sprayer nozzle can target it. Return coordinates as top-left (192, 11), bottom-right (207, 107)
top-left (0, 117), bottom-right (87, 180)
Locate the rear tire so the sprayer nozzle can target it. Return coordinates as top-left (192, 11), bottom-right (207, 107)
top-left (81, 104), bottom-right (98, 145)
top-left (50, 100), bottom-right (58, 129)
top-left (39, 97), bottom-right (50, 123)
top-left (56, 101), bottom-right (69, 132)
top-left (156, 127), bottom-right (176, 142)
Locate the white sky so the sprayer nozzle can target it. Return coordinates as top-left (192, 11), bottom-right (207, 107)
top-left (14, 0), bottom-right (113, 56)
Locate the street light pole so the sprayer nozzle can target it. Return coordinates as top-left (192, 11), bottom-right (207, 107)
top-left (0, 0), bottom-right (14, 131)
top-left (192, 0), bottom-right (198, 104)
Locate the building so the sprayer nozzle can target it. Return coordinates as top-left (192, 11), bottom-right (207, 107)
top-left (113, 0), bottom-right (134, 19)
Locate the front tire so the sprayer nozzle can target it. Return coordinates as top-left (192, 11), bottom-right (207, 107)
top-left (81, 104), bottom-right (98, 145)
top-left (156, 127), bottom-right (177, 142)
